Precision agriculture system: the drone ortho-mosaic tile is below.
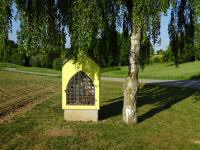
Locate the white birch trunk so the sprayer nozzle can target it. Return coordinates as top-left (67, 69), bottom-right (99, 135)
top-left (122, 28), bottom-right (141, 124)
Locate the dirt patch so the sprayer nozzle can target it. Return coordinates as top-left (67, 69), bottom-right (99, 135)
top-left (190, 139), bottom-right (200, 144)
top-left (0, 71), bottom-right (61, 123)
top-left (0, 84), bottom-right (60, 122)
top-left (45, 128), bottom-right (75, 137)
top-left (0, 93), bottom-right (59, 124)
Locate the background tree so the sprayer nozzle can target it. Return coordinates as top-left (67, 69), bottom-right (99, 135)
top-left (1, 0), bottom-right (121, 68)
top-left (194, 23), bottom-right (200, 60)
top-left (0, 0), bottom-right (12, 62)
top-left (16, 0), bottom-right (66, 67)
top-left (168, 0), bottom-right (195, 67)
top-left (118, 33), bottom-right (130, 66)
top-left (140, 36), bottom-right (154, 69)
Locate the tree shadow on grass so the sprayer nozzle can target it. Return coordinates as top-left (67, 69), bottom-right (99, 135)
top-left (99, 84), bottom-right (198, 122)
top-left (166, 63), bottom-right (175, 67)
top-left (137, 84), bottom-right (197, 122)
top-left (189, 74), bottom-right (200, 80)
top-left (99, 97), bottom-right (123, 120)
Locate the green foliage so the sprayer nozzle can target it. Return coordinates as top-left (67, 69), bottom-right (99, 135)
top-left (68, 0), bottom-right (120, 64)
top-left (150, 55), bottom-right (163, 64)
top-left (168, 0), bottom-right (195, 66)
top-left (96, 31), bottom-right (123, 67)
top-left (29, 55), bottom-right (41, 67)
top-left (10, 51), bottom-right (24, 65)
top-left (53, 58), bottom-right (63, 70)
top-left (193, 0), bottom-right (200, 21)
top-left (140, 36), bottom-right (154, 69)
top-left (119, 34), bottom-right (130, 66)
top-left (13, 0), bottom-right (121, 68)
top-left (70, 1), bottom-right (102, 52)
top-left (0, 0), bottom-right (12, 61)
top-left (39, 55), bottom-right (51, 68)
top-left (2, 42), bottom-right (25, 66)
top-left (122, 0), bottom-right (170, 44)
top-left (1, 0), bottom-right (199, 70)
top-left (102, 66), bottom-right (121, 72)
top-left (162, 47), bottom-right (174, 62)
top-left (16, 0), bottom-right (66, 66)
top-left (193, 24), bottom-right (200, 60)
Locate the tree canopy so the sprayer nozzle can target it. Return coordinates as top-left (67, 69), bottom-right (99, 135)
top-left (0, 0), bottom-right (199, 67)
top-left (0, 0), bottom-right (12, 62)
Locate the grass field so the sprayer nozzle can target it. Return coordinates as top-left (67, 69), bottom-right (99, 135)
top-left (102, 61), bottom-right (200, 80)
top-left (1, 61), bottom-right (200, 80)
top-left (0, 71), bottom-right (200, 149)
top-left (0, 63), bottom-right (60, 75)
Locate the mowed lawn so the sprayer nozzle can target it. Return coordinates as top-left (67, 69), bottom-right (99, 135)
top-left (0, 71), bottom-right (200, 149)
top-left (0, 63), bottom-right (60, 75)
top-left (102, 61), bottom-right (200, 80)
top-left (1, 61), bottom-right (200, 80)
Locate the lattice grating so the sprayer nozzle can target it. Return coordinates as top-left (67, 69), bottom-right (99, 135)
top-left (66, 71), bottom-right (95, 105)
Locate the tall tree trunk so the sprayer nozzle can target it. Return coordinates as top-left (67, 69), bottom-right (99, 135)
top-left (123, 27), bottom-right (141, 124)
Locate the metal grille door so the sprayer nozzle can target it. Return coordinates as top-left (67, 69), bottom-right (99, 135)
top-left (66, 71), bottom-right (95, 105)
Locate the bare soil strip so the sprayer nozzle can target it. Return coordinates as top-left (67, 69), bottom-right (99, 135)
top-left (0, 84), bottom-right (60, 123)
top-left (0, 71), bottom-right (60, 123)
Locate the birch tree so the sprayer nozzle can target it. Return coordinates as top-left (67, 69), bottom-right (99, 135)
top-left (122, 0), bottom-right (199, 124)
top-left (122, 0), bottom-right (170, 124)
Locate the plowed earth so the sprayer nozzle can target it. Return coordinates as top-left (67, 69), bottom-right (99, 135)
top-left (0, 71), bottom-right (60, 123)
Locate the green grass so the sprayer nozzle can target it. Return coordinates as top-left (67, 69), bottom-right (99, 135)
top-left (0, 62), bottom-right (60, 75)
top-left (0, 71), bottom-right (200, 149)
top-left (102, 61), bottom-right (200, 80)
top-left (1, 61), bottom-right (200, 80)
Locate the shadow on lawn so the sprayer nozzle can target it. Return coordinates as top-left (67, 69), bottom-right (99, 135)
top-left (189, 74), bottom-right (200, 80)
top-left (99, 84), bottom-right (198, 122)
top-left (99, 97), bottom-right (123, 120)
top-left (166, 63), bottom-right (175, 67)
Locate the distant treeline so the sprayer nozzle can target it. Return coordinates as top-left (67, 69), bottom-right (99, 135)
top-left (2, 29), bottom-right (200, 70)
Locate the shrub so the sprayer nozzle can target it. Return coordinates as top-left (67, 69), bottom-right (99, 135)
top-left (150, 55), bottom-right (163, 63)
top-left (29, 55), bottom-right (41, 67)
top-left (53, 58), bottom-right (62, 70)
top-left (10, 52), bottom-right (24, 65)
top-left (102, 67), bottom-right (121, 72)
top-left (39, 55), bottom-right (52, 68)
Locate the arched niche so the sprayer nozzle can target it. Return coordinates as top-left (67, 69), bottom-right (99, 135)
top-left (66, 71), bottom-right (95, 105)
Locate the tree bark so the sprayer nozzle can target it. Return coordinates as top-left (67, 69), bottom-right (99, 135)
top-left (123, 28), bottom-right (141, 124)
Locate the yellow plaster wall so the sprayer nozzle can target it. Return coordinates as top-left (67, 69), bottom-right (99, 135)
top-left (62, 57), bottom-right (100, 110)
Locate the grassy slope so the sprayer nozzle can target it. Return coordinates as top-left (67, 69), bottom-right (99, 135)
top-left (0, 62), bottom-right (60, 75)
top-left (1, 61), bottom-right (200, 80)
top-left (102, 61), bottom-right (200, 80)
top-left (0, 71), bottom-right (200, 150)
